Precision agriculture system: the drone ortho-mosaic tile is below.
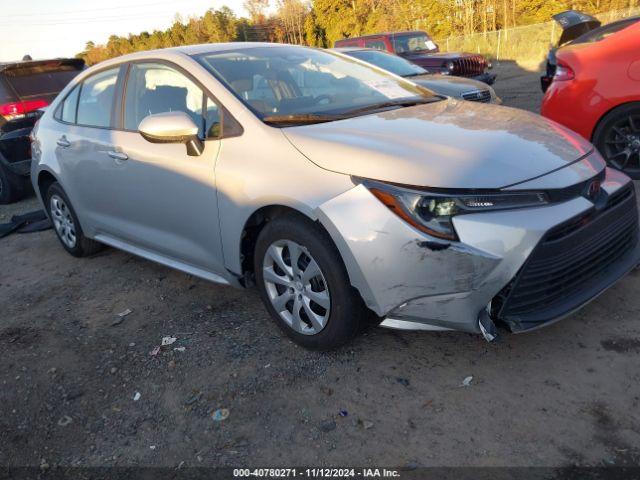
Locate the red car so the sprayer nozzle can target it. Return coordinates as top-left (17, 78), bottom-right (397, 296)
top-left (541, 17), bottom-right (640, 177)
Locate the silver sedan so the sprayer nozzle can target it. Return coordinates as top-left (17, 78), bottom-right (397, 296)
top-left (332, 47), bottom-right (501, 104)
top-left (31, 43), bottom-right (640, 349)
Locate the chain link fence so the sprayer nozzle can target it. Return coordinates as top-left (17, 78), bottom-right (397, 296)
top-left (438, 6), bottom-right (640, 67)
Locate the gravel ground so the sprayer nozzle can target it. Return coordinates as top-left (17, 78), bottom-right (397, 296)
top-left (1, 63), bottom-right (639, 472)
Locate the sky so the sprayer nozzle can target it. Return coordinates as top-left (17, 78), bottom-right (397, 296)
top-left (0, 0), bottom-right (250, 62)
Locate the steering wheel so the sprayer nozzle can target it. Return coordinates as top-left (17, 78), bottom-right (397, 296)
top-left (313, 95), bottom-right (332, 105)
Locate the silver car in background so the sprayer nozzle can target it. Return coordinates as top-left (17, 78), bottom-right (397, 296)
top-left (333, 47), bottom-right (501, 104)
top-left (31, 43), bottom-right (640, 349)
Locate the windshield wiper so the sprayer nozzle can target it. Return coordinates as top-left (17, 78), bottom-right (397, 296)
top-left (262, 113), bottom-right (344, 126)
top-left (341, 97), bottom-right (442, 116)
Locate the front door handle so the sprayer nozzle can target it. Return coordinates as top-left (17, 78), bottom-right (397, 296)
top-left (107, 151), bottom-right (128, 161)
top-left (56, 136), bottom-right (70, 148)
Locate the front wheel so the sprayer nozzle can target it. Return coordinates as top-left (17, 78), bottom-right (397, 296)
top-left (593, 103), bottom-right (640, 179)
top-left (254, 213), bottom-right (368, 350)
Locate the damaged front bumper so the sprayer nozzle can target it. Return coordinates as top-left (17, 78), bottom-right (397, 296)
top-left (316, 166), bottom-right (640, 337)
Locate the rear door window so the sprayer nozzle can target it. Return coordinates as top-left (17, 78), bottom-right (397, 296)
top-left (76, 68), bottom-right (119, 128)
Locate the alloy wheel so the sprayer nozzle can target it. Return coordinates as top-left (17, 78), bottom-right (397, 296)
top-left (262, 239), bottom-right (331, 335)
top-left (50, 194), bottom-right (77, 249)
top-left (602, 114), bottom-right (640, 176)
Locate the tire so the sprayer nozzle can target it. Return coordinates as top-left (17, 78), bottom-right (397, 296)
top-left (254, 213), bottom-right (369, 350)
top-left (45, 182), bottom-right (102, 257)
top-left (592, 103), bottom-right (640, 179)
top-left (0, 164), bottom-right (28, 204)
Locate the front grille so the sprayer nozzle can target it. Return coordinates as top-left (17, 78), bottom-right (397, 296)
top-left (492, 185), bottom-right (639, 331)
top-left (454, 56), bottom-right (486, 76)
top-left (462, 90), bottom-right (492, 103)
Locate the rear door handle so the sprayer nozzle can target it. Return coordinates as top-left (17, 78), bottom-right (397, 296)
top-left (107, 151), bottom-right (128, 161)
top-left (56, 136), bottom-right (70, 148)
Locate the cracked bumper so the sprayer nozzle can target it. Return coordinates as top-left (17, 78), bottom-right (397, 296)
top-left (316, 166), bottom-right (638, 334)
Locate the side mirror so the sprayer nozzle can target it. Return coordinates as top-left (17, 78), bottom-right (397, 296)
top-left (138, 111), bottom-right (204, 156)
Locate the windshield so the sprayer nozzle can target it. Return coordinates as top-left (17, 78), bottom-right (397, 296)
top-left (347, 50), bottom-right (427, 77)
top-left (193, 46), bottom-right (437, 123)
top-left (391, 33), bottom-right (438, 54)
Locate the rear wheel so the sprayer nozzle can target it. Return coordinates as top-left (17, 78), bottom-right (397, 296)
top-left (45, 182), bottom-right (102, 257)
top-left (254, 214), bottom-right (368, 350)
top-left (593, 103), bottom-right (640, 179)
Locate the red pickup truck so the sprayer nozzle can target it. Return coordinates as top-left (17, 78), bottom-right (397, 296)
top-left (335, 31), bottom-right (496, 85)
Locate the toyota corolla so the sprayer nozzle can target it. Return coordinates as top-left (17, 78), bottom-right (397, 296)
top-left (31, 43), bottom-right (640, 349)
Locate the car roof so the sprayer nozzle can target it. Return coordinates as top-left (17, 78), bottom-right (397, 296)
top-left (573, 15), bottom-right (640, 41)
top-left (83, 42), bottom-right (311, 71)
top-left (124, 42), bottom-right (290, 59)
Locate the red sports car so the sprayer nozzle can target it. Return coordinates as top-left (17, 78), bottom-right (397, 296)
top-left (541, 16), bottom-right (640, 177)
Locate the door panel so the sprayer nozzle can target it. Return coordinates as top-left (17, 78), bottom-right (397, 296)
top-left (99, 132), bottom-right (224, 273)
top-left (94, 62), bottom-right (226, 274)
top-left (52, 67), bottom-right (121, 233)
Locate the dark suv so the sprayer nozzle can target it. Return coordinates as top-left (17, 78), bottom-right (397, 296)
top-left (334, 31), bottom-right (496, 84)
top-left (0, 58), bottom-right (84, 203)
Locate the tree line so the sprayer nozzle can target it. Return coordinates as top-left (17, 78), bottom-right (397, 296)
top-left (78, 0), bottom-right (638, 64)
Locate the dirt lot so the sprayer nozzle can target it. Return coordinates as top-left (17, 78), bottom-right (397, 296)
top-left (1, 63), bottom-right (640, 473)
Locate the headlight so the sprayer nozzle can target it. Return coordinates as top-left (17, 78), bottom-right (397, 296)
top-left (363, 180), bottom-right (548, 241)
top-left (444, 61), bottom-right (455, 73)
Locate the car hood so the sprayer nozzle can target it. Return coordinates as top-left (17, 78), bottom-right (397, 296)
top-left (411, 74), bottom-right (488, 96)
top-left (283, 99), bottom-right (593, 189)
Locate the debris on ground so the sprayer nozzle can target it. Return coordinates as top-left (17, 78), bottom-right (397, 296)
top-left (212, 408), bottom-right (230, 421)
top-left (57, 415), bottom-right (72, 427)
top-left (320, 386), bottom-right (333, 396)
top-left (173, 347), bottom-right (186, 352)
top-left (161, 336), bottom-right (177, 346)
top-left (319, 419), bottom-right (337, 432)
top-left (185, 392), bottom-right (202, 406)
top-left (461, 376), bottom-right (473, 387)
top-left (149, 346), bottom-right (161, 357)
top-left (339, 409), bottom-right (348, 417)
top-left (111, 309), bottom-right (132, 326)
top-left (133, 392), bottom-right (141, 401)
top-left (396, 377), bottom-right (410, 387)
top-left (357, 419), bottom-right (374, 430)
